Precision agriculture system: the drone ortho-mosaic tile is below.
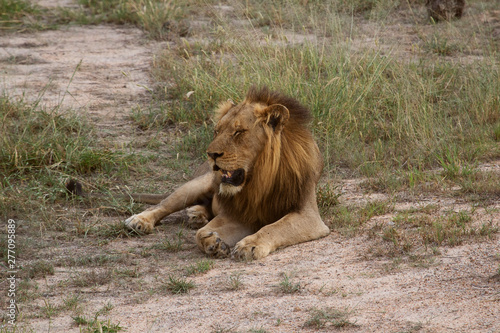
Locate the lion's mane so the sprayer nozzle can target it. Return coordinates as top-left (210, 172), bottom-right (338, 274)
top-left (217, 86), bottom-right (322, 228)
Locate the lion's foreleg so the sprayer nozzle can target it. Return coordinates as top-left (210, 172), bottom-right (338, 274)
top-left (124, 172), bottom-right (216, 233)
top-left (196, 217), bottom-right (253, 258)
top-left (232, 195), bottom-right (330, 260)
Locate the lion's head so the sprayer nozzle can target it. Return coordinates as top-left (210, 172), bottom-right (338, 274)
top-left (207, 86), bottom-right (322, 225)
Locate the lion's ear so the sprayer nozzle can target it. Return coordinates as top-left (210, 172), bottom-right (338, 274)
top-left (256, 104), bottom-right (290, 132)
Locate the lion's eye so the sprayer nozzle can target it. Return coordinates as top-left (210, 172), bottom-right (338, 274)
top-left (233, 130), bottom-right (245, 137)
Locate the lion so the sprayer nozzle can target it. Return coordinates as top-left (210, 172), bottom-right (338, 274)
top-left (101, 86), bottom-right (330, 260)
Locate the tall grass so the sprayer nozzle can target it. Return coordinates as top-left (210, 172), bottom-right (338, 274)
top-left (78, 0), bottom-right (185, 39)
top-left (0, 96), bottom-right (122, 176)
top-left (152, 27), bottom-right (500, 175)
top-left (0, 96), bottom-right (131, 218)
top-left (0, 0), bottom-right (41, 29)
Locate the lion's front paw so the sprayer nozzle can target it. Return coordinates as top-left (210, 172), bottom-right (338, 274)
top-left (196, 230), bottom-right (231, 258)
top-left (124, 214), bottom-right (154, 234)
top-left (232, 237), bottom-right (271, 261)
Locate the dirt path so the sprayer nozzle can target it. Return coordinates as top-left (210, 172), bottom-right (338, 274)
top-left (1, 8), bottom-right (499, 333)
top-left (1, 24), bottom-right (159, 130)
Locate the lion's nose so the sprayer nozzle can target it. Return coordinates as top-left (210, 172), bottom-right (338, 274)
top-left (208, 152), bottom-right (224, 161)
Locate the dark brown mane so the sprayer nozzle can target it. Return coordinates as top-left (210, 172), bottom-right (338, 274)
top-left (245, 86), bottom-right (312, 126)
top-left (219, 86), bottom-right (322, 229)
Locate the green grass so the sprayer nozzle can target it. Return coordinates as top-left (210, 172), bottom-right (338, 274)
top-left (164, 275), bottom-right (195, 294)
top-left (73, 317), bottom-right (122, 333)
top-left (326, 200), bottom-right (393, 236)
top-left (0, 95), bottom-right (137, 220)
top-left (16, 279), bottom-right (40, 303)
top-left (457, 170), bottom-right (500, 199)
top-left (360, 200), bottom-right (394, 220)
top-left (363, 165), bottom-right (500, 199)
top-left (277, 272), bottom-right (301, 294)
top-left (303, 307), bottom-right (357, 329)
top-left (4, 2), bottom-right (499, 181)
top-left (72, 303), bottom-right (122, 333)
top-left (0, 96), bottom-right (116, 176)
top-left (41, 299), bottom-right (60, 319)
top-left (226, 0), bottom-right (404, 35)
top-left (62, 294), bottom-right (83, 312)
top-left (226, 272), bottom-right (244, 290)
top-left (26, 260), bottom-right (55, 279)
top-left (377, 209), bottom-right (498, 256)
top-left (153, 229), bottom-right (185, 252)
top-left (153, 28), bottom-right (499, 176)
top-left (423, 33), bottom-right (461, 56)
top-left (185, 259), bottom-right (214, 276)
top-left (0, 0), bottom-right (41, 29)
top-left (0, 0), bottom-right (84, 31)
top-left (76, 0), bottom-right (186, 39)
top-left (2, 0), bottom-right (188, 37)
top-left (130, 103), bottom-right (172, 130)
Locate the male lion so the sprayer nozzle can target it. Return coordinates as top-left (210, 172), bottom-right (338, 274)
top-left (124, 86), bottom-right (330, 260)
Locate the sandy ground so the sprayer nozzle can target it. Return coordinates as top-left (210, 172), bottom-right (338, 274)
top-left (1, 5), bottom-right (499, 333)
top-left (0, 24), bottom-right (158, 126)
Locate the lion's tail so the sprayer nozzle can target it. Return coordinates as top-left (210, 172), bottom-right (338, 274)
top-left (65, 179), bottom-right (167, 205)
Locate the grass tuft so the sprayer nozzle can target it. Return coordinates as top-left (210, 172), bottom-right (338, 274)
top-left (423, 33), bottom-right (460, 56)
top-left (360, 200), bottom-right (394, 221)
top-left (303, 307), bottom-right (357, 329)
top-left (164, 275), bottom-right (195, 294)
top-left (277, 272), bottom-right (301, 294)
top-left (185, 259), bottom-right (214, 276)
top-left (69, 270), bottom-right (113, 288)
top-left (375, 209), bottom-right (499, 257)
top-left (26, 260), bottom-right (55, 279)
top-left (317, 183), bottom-right (341, 213)
top-left (0, 96), bottom-right (114, 176)
top-left (153, 228), bottom-right (185, 252)
top-left (73, 315), bottom-right (122, 333)
top-left (226, 272), bottom-right (244, 291)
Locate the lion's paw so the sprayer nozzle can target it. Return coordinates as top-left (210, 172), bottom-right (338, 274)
top-left (186, 205), bottom-right (210, 229)
top-left (124, 214), bottom-right (154, 234)
top-left (232, 237), bottom-right (271, 261)
top-left (196, 230), bottom-right (231, 258)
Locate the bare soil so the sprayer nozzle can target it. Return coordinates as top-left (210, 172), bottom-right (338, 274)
top-left (1, 4), bottom-right (499, 333)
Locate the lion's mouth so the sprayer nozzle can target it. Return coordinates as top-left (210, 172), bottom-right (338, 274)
top-left (214, 166), bottom-right (245, 187)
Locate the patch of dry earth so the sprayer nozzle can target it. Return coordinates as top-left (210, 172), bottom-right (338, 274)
top-left (0, 25), bottom-right (161, 132)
